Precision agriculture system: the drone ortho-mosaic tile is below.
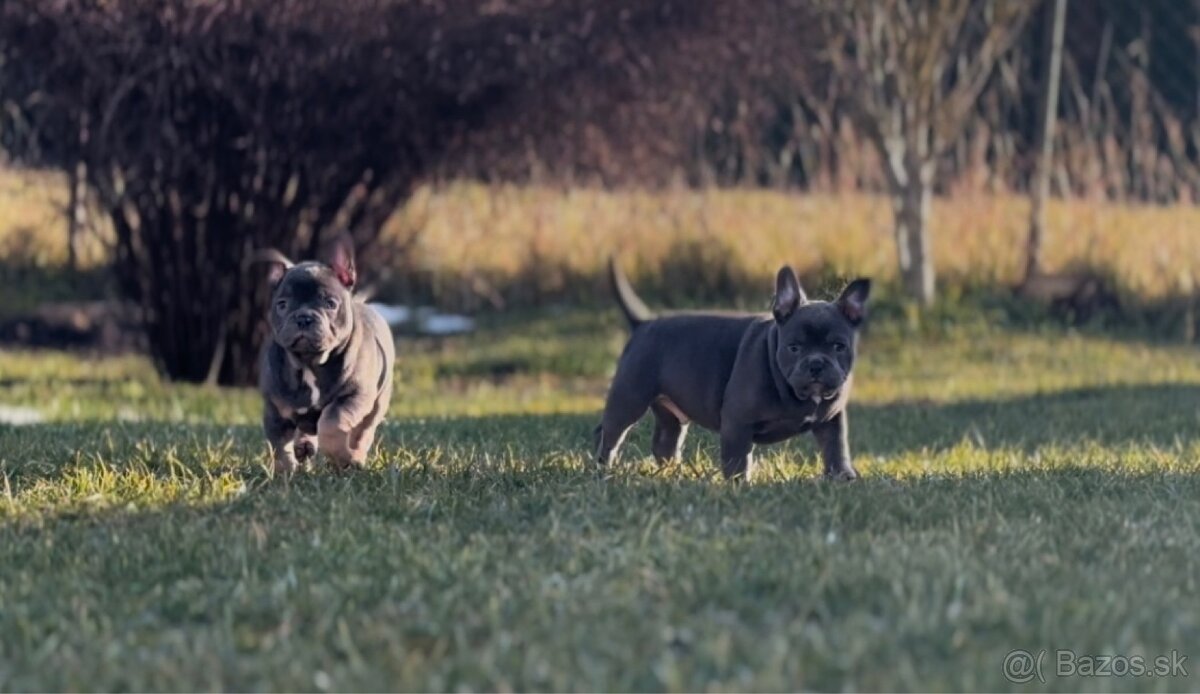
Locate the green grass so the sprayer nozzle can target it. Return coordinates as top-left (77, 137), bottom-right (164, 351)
top-left (2, 310), bottom-right (1200, 691)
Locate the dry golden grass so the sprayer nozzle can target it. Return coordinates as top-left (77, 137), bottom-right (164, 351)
top-left (393, 183), bottom-right (1200, 299)
top-left (3, 166), bottom-right (1197, 299)
top-left (0, 167), bottom-right (109, 268)
top-left (0, 167), bottom-right (68, 265)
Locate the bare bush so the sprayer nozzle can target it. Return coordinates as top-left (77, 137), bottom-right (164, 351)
top-left (0, 0), bottom-right (707, 384)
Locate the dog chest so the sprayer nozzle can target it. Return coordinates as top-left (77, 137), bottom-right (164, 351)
top-left (297, 368), bottom-right (321, 411)
top-left (272, 364), bottom-right (326, 418)
top-left (751, 414), bottom-right (819, 444)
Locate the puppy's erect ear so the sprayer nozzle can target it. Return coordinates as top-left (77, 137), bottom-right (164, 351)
top-left (837, 278), bottom-right (871, 326)
top-left (251, 249), bottom-right (294, 286)
top-left (772, 266), bottom-right (807, 323)
top-left (326, 231), bottom-right (357, 289)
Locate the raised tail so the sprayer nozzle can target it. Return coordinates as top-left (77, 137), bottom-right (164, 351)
top-left (608, 257), bottom-right (653, 329)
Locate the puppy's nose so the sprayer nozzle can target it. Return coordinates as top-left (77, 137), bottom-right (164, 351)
top-left (294, 314), bottom-right (315, 329)
top-left (807, 362), bottom-right (825, 378)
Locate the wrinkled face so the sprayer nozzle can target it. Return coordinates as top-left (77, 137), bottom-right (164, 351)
top-left (770, 266), bottom-right (870, 402)
top-left (775, 303), bottom-right (857, 400)
top-left (268, 262), bottom-right (354, 357)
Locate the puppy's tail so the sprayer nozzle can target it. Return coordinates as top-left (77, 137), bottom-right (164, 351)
top-left (609, 256), bottom-right (653, 329)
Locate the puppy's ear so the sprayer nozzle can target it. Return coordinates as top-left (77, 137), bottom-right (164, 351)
top-left (837, 278), bottom-right (871, 326)
top-left (772, 266), bottom-right (807, 323)
top-left (326, 231), bottom-right (357, 289)
top-left (251, 249), bottom-right (294, 286)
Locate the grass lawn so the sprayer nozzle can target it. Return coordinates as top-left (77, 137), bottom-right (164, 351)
top-left (2, 310), bottom-right (1200, 691)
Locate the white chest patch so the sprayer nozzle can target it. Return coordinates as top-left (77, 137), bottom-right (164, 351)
top-left (301, 368), bottom-right (321, 406)
top-left (805, 396), bottom-right (822, 423)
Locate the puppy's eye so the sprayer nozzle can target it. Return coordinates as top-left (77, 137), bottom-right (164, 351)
top-left (788, 344), bottom-right (801, 354)
top-left (323, 297), bottom-right (339, 310)
top-left (831, 342), bottom-right (847, 353)
top-left (274, 299), bottom-right (287, 312)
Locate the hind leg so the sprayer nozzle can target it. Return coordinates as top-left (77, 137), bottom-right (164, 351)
top-left (650, 400), bottom-right (689, 465)
top-left (595, 372), bottom-right (655, 468)
top-left (348, 385), bottom-right (390, 466)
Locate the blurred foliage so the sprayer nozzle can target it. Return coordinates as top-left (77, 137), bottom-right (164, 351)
top-left (0, 0), bottom-right (725, 383)
top-left (3, 0), bottom-right (1200, 380)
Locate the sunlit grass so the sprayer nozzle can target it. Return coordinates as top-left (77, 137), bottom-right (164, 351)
top-left (3, 167), bottom-right (1200, 689)
top-left (2, 311), bottom-right (1200, 689)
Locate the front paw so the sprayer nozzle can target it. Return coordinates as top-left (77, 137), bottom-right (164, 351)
top-left (295, 437), bottom-right (317, 462)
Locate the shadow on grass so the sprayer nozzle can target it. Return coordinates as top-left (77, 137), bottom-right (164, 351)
top-left (0, 263), bottom-right (114, 319)
top-left (851, 383), bottom-right (1200, 457)
top-left (390, 382), bottom-right (1200, 463)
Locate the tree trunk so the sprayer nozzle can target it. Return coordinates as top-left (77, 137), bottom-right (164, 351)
top-left (892, 161), bottom-right (935, 306)
top-left (66, 161), bottom-right (86, 270)
top-left (1025, 0), bottom-right (1067, 283)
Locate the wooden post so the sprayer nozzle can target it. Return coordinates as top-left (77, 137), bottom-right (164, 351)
top-left (1024, 0), bottom-right (1067, 284)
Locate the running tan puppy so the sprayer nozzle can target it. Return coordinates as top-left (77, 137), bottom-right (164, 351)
top-left (257, 235), bottom-right (394, 473)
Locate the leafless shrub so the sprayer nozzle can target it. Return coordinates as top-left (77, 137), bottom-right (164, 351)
top-left (0, 0), bottom-right (712, 383)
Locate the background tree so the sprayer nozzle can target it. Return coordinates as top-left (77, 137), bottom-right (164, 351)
top-left (809, 0), bottom-right (1032, 305)
top-left (5, 0), bottom-right (1198, 371)
top-left (1024, 0), bottom-right (1068, 284)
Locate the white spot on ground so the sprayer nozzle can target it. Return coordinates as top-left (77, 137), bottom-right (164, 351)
top-left (368, 302), bottom-right (411, 326)
top-left (0, 405), bottom-right (43, 426)
top-left (117, 407), bottom-right (143, 422)
top-left (421, 313), bottom-right (475, 336)
top-left (367, 302), bottom-right (475, 335)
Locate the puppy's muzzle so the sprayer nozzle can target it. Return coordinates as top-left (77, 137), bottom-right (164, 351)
top-left (792, 357), bottom-right (844, 399)
top-left (278, 311), bottom-right (333, 353)
top-left (294, 312), bottom-right (316, 330)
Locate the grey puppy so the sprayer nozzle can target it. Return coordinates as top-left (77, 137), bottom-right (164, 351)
top-left (257, 235), bottom-right (395, 473)
top-left (595, 260), bottom-right (870, 481)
